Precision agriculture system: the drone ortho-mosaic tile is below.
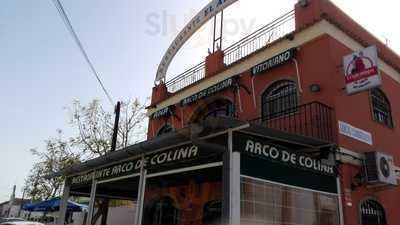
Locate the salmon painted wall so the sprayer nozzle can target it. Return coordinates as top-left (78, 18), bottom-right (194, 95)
top-left (147, 33), bottom-right (400, 225)
top-left (325, 37), bottom-right (400, 225)
top-left (148, 34), bottom-right (400, 153)
top-left (293, 1), bottom-right (400, 223)
top-left (339, 163), bottom-right (400, 225)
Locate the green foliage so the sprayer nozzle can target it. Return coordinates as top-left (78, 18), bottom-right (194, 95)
top-left (68, 99), bottom-right (147, 158)
top-left (24, 130), bottom-right (81, 201)
top-left (24, 98), bottom-right (148, 200)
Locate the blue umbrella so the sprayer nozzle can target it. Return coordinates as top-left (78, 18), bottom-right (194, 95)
top-left (23, 198), bottom-right (88, 212)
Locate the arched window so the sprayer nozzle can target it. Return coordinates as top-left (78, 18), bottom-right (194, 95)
top-left (150, 197), bottom-right (180, 225)
top-left (262, 80), bottom-right (298, 119)
top-left (360, 199), bottom-right (387, 225)
top-left (157, 124), bottom-right (173, 136)
top-left (193, 99), bottom-right (234, 122)
top-left (370, 89), bottom-right (393, 128)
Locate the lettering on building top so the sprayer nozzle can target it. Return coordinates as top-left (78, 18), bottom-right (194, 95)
top-left (155, 0), bottom-right (239, 82)
top-left (251, 48), bottom-right (297, 76)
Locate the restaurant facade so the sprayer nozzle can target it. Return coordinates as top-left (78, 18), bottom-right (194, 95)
top-left (56, 0), bottom-right (400, 225)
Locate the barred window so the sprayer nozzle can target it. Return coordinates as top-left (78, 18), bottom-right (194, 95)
top-left (370, 89), bottom-right (393, 128)
top-left (262, 80), bottom-right (298, 120)
top-left (360, 199), bottom-right (387, 225)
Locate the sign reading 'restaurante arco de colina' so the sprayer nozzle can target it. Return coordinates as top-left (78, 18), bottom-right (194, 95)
top-left (155, 0), bottom-right (239, 82)
top-left (71, 144), bottom-right (199, 185)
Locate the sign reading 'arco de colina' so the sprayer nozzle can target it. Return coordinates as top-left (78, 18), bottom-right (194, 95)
top-left (238, 136), bottom-right (335, 176)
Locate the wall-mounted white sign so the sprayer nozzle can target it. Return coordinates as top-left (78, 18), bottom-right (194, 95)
top-left (155, 0), bottom-right (239, 82)
top-left (338, 121), bottom-right (373, 145)
top-left (343, 46), bottom-right (381, 95)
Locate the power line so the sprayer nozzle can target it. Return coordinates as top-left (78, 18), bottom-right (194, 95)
top-left (51, 0), bottom-right (115, 106)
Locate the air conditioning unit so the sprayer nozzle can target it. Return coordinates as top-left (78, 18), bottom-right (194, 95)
top-left (364, 152), bottom-right (398, 186)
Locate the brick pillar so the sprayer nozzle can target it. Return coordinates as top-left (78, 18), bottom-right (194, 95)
top-left (150, 82), bottom-right (169, 106)
top-left (295, 0), bottom-right (327, 30)
top-left (205, 50), bottom-right (225, 78)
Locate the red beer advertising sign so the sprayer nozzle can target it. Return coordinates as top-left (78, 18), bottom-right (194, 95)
top-left (343, 46), bottom-right (381, 95)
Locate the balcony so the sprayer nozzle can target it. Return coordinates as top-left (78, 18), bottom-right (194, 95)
top-left (249, 102), bottom-right (336, 144)
top-left (165, 10), bottom-right (295, 93)
top-left (165, 61), bottom-right (205, 94)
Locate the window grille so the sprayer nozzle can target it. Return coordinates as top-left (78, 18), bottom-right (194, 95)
top-left (360, 199), bottom-right (387, 225)
top-left (262, 80), bottom-right (298, 120)
top-left (371, 89), bottom-right (393, 128)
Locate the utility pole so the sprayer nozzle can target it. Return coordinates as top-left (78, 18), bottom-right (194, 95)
top-left (99, 101), bottom-right (121, 225)
top-left (7, 185), bottom-right (16, 217)
top-left (17, 188), bottom-right (26, 217)
top-left (111, 101), bottom-right (121, 152)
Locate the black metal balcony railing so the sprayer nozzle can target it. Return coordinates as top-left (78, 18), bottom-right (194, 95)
top-left (165, 11), bottom-right (296, 93)
top-left (250, 102), bottom-right (336, 143)
top-left (166, 61), bottom-right (205, 93)
top-left (224, 10), bottom-right (295, 66)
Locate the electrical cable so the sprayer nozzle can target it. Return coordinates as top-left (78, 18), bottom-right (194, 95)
top-left (51, 0), bottom-right (115, 106)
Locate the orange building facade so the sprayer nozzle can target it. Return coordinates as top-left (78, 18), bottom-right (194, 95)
top-left (146, 1), bottom-right (400, 225)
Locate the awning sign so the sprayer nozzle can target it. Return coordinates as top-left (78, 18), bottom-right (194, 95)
top-left (71, 159), bottom-right (139, 186)
top-left (150, 106), bottom-right (174, 120)
top-left (234, 133), bottom-right (335, 176)
top-left (343, 46), bottom-right (381, 95)
top-left (71, 144), bottom-right (199, 186)
top-left (251, 48), bottom-right (296, 76)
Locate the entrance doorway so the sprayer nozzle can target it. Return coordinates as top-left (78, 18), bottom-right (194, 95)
top-left (90, 176), bottom-right (139, 225)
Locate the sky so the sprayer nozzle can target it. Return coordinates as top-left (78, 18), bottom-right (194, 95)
top-left (1, 0), bottom-right (399, 202)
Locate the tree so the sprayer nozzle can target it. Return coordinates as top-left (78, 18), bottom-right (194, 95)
top-left (67, 99), bottom-right (148, 225)
top-left (68, 99), bottom-right (147, 159)
top-left (24, 98), bottom-right (148, 200)
top-left (24, 130), bottom-right (81, 201)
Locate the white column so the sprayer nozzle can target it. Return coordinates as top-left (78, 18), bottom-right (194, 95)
top-left (229, 130), bottom-right (241, 225)
top-left (135, 156), bottom-right (147, 225)
top-left (86, 177), bottom-right (97, 225)
top-left (337, 177), bottom-right (345, 225)
top-left (58, 179), bottom-right (71, 225)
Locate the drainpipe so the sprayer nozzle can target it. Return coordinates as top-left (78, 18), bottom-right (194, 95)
top-left (292, 58), bottom-right (304, 93)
